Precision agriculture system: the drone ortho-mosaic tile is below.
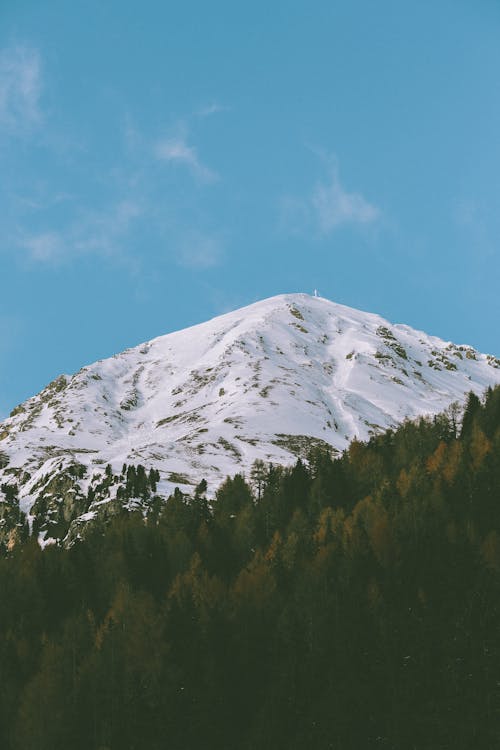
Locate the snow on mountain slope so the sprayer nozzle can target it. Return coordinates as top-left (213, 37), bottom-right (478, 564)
top-left (1, 293), bottom-right (500, 543)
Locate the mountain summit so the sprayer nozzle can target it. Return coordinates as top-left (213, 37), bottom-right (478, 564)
top-left (1, 293), bottom-right (500, 544)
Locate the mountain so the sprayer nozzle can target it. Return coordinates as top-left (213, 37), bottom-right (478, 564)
top-left (1, 293), bottom-right (500, 546)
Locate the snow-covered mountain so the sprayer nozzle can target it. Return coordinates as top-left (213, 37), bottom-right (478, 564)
top-left (1, 293), bottom-right (500, 545)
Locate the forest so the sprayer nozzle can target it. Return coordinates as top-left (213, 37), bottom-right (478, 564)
top-left (1, 386), bottom-right (500, 749)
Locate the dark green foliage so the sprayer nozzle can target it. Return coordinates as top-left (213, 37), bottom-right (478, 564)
top-left (1, 388), bottom-right (500, 748)
top-left (1, 482), bottom-right (18, 502)
top-left (114, 463), bottom-right (159, 503)
top-left (461, 390), bottom-right (482, 437)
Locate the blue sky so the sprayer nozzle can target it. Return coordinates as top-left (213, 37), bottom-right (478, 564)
top-left (1, 0), bottom-right (500, 416)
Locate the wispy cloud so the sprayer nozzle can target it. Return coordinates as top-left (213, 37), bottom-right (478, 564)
top-left (281, 155), bottom-right (380, 237)
top-left (176, 230), bottom-right (224, 269)
top-left (21, 231), bottom-right (63, 262)
top-left (4, 89), bottom-right (226, 272)
top-left (155, 133), bottom-right (219, 184)
top-left (73, 200), bottom-right (142, 256)
top-left (196, 102), bottom-right (229, 118)
top-left (312, 163), bottom-right (379, 233)
top-left (18, 200), bottom-right (143, 264)
top-left (0, 45), bottom-right (42, 131)
top-left (155, 102), bottom-right (228, 184)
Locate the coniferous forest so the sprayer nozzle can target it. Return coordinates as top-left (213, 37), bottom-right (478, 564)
top-left (1, 387), bottom-right (500, 749)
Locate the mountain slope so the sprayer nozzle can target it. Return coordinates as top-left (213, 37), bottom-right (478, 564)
top-left (1, 293), bottom-right (500, 544)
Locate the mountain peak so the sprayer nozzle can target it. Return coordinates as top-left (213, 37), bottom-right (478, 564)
top-left (1, 294), bottom-right (500, 544)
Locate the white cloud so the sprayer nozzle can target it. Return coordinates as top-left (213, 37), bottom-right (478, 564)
top-left (19, 200), bottom-right (143, 264)
top-left (312, 165), bottom-right (379, 233)
top-left (73, 200), bottom-right (142, 255)
top-left (281, 156), bottom-right (380, 237)
top-left (0, 45), bottom-right (42, 130)
top-left (155, 134), bottom-right (218, 184)
top-left (177, 230), bottom-right (224, 269)
top-left (21, 231), bottom-right (63, 262)
top-left (6, 94), bottom-right (225, 270)
top-left (196, 102), bottom-right (229, 118)
top-left (19, 203), bottom-right (226, 274)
